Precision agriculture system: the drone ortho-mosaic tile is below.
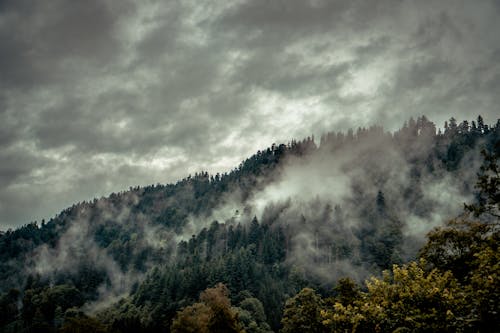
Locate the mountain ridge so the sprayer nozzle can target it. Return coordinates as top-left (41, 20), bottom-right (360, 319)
top-left (1, 115), bottom-right (499, 332)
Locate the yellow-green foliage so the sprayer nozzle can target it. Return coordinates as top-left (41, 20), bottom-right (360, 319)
top-left (58, 315), bottom-right (107, 333)
top-left (468, 244), bottom-right (500, 327)
top-left (321, 260), bottom-right (467, 333)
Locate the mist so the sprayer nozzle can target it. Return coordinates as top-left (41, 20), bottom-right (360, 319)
top-left (182, 124), bottom-right (480, 284)
top-left (5, 117), bottom-right (492, 316)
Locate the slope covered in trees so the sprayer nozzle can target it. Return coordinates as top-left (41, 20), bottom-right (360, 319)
top-left (0, 116), bottom-right (499, 332)
top-left (281, 148), bottom-right (500, 332)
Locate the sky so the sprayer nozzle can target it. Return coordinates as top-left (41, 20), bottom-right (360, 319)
top-left (1, 0), bottom-right (499, 229)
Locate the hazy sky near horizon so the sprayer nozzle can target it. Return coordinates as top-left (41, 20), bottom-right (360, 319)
top-left (1, 0), bottom-right (499, 228)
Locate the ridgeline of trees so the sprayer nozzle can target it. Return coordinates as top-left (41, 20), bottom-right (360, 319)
top-left (0, 116), bottom-right (499, 332)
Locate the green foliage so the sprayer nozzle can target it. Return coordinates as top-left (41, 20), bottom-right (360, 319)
top-left (467, 244), bottom-right (500, 330)
top-left (419, 219), bottom-right (492, 282)
top-left (58, 312), bottom-right (107, 333)
top-left (235, 296), bottom-right (273, 333)
top-left (419, 146), bottom-right (500, 330)
top-left (332, 278), bottom-right (359, 306)
top-left (21, 284), bottom-right (85, 332)
top-left (0, 289), bottom-right (20, 328)
top-left (285, 147), bottom-right (500, 332)
top-left (280, 288), bottom-right (324, 333)
top-left (465, 148), bottom-right (500, 219)
top-left (1, 116), bottom-right (499, 332)
top-left (418, 220), bottom-right (500, 330)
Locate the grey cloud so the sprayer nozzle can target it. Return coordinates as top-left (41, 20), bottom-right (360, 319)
top-left (218, 0), bottom-right (350, 36)
top-left (0, 146), bottom-right (49, 188)
top-left (133, 2), bottom-right (184, 63)
top-left (0, 0), bottom-right (132, 90)
top-left (1, 0), bottom-right (500, 227)
top-left (352, 36), bottom-right (392, 65)
top-left (229, 49), bottom-right (351, 97)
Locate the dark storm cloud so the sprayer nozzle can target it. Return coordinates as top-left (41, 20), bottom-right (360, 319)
top-left (1, 0), bottom-right (499, 228)
top-left (0, 147), bottom-right (48, 188)
top-left (0, 0), bottom-right (132, 89)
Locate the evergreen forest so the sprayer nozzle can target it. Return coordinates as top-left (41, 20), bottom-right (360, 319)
top-left (0, 116), bottom-right (499, 332)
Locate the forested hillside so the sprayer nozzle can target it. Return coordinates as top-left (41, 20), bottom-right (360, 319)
top-left (0, 116), bottom-right (499, 332)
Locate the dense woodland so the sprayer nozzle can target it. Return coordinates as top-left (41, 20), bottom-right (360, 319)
top-left (0, 116), bottom-right (499, 332)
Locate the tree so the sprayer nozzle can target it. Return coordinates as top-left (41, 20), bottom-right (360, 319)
top-left (171, 303), bottom-right (211, 333)
top-left (418, 146), bottom-right (500, 330)
top-left (59, 313), bottom-right (107, 333)
top-left (477, 115), bottom-right (485, 133)
top-left (418, 218), bottom-right (499, 331)
top-left (202, 283), bottom-right (243, 333)
top-left (248, 217), bottom-right (261, 246)
top-left (467, 244), bottom-right (500, 330)
top-left (171, 283), bottom-right (244, 333)
top-left (32, 308), bottom-right (51, 333)
top-left (280, 288), bottom-right (324, 333)
top-left (376, 190), bottom-right (386, 215)
top-left (321, 261), bottom-right (468, 333)
top-left (235, 297), bottom-right (272, 333)
top-left (419, 219), bottom-right (492, 282)
top-left (448, 117), bottom-right (458, 132)
top-left (465, 149), bottom-right (500, 219)
top-left (0, 289), bottom-right (20, 327)
top-left (332, 278), bottom-right (360, 306)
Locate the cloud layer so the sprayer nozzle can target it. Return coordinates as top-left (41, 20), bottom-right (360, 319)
top-left (1, 0), bottom-right (499, 228)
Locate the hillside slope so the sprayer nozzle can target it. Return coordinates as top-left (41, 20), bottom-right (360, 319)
top-left (0, 116), bottom-right (499, 332)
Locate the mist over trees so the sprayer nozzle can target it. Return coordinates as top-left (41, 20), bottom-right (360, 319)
top-left (283, 147), bottom-right (500, 332)
top-left (0, 116), bottom-right (499, 332)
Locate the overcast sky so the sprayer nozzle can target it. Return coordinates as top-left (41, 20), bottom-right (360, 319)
top-left (1, 0), bottom-right (499, 229)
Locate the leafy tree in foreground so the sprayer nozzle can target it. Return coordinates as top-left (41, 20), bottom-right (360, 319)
top-left (171, 283), bottom-right (245, 333)
top-left (235, 296), bottom-right (273, 333)
top-left (320, 261), bottom-right (467, 333)
top-left (419, 219), bottom-right (492, 282)
top-left (468, 243), bottom-right (500, 331)
top-left (280, 288), bottom-right (324, 333)
top-left (332, 277), bottom-right (360, 306)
